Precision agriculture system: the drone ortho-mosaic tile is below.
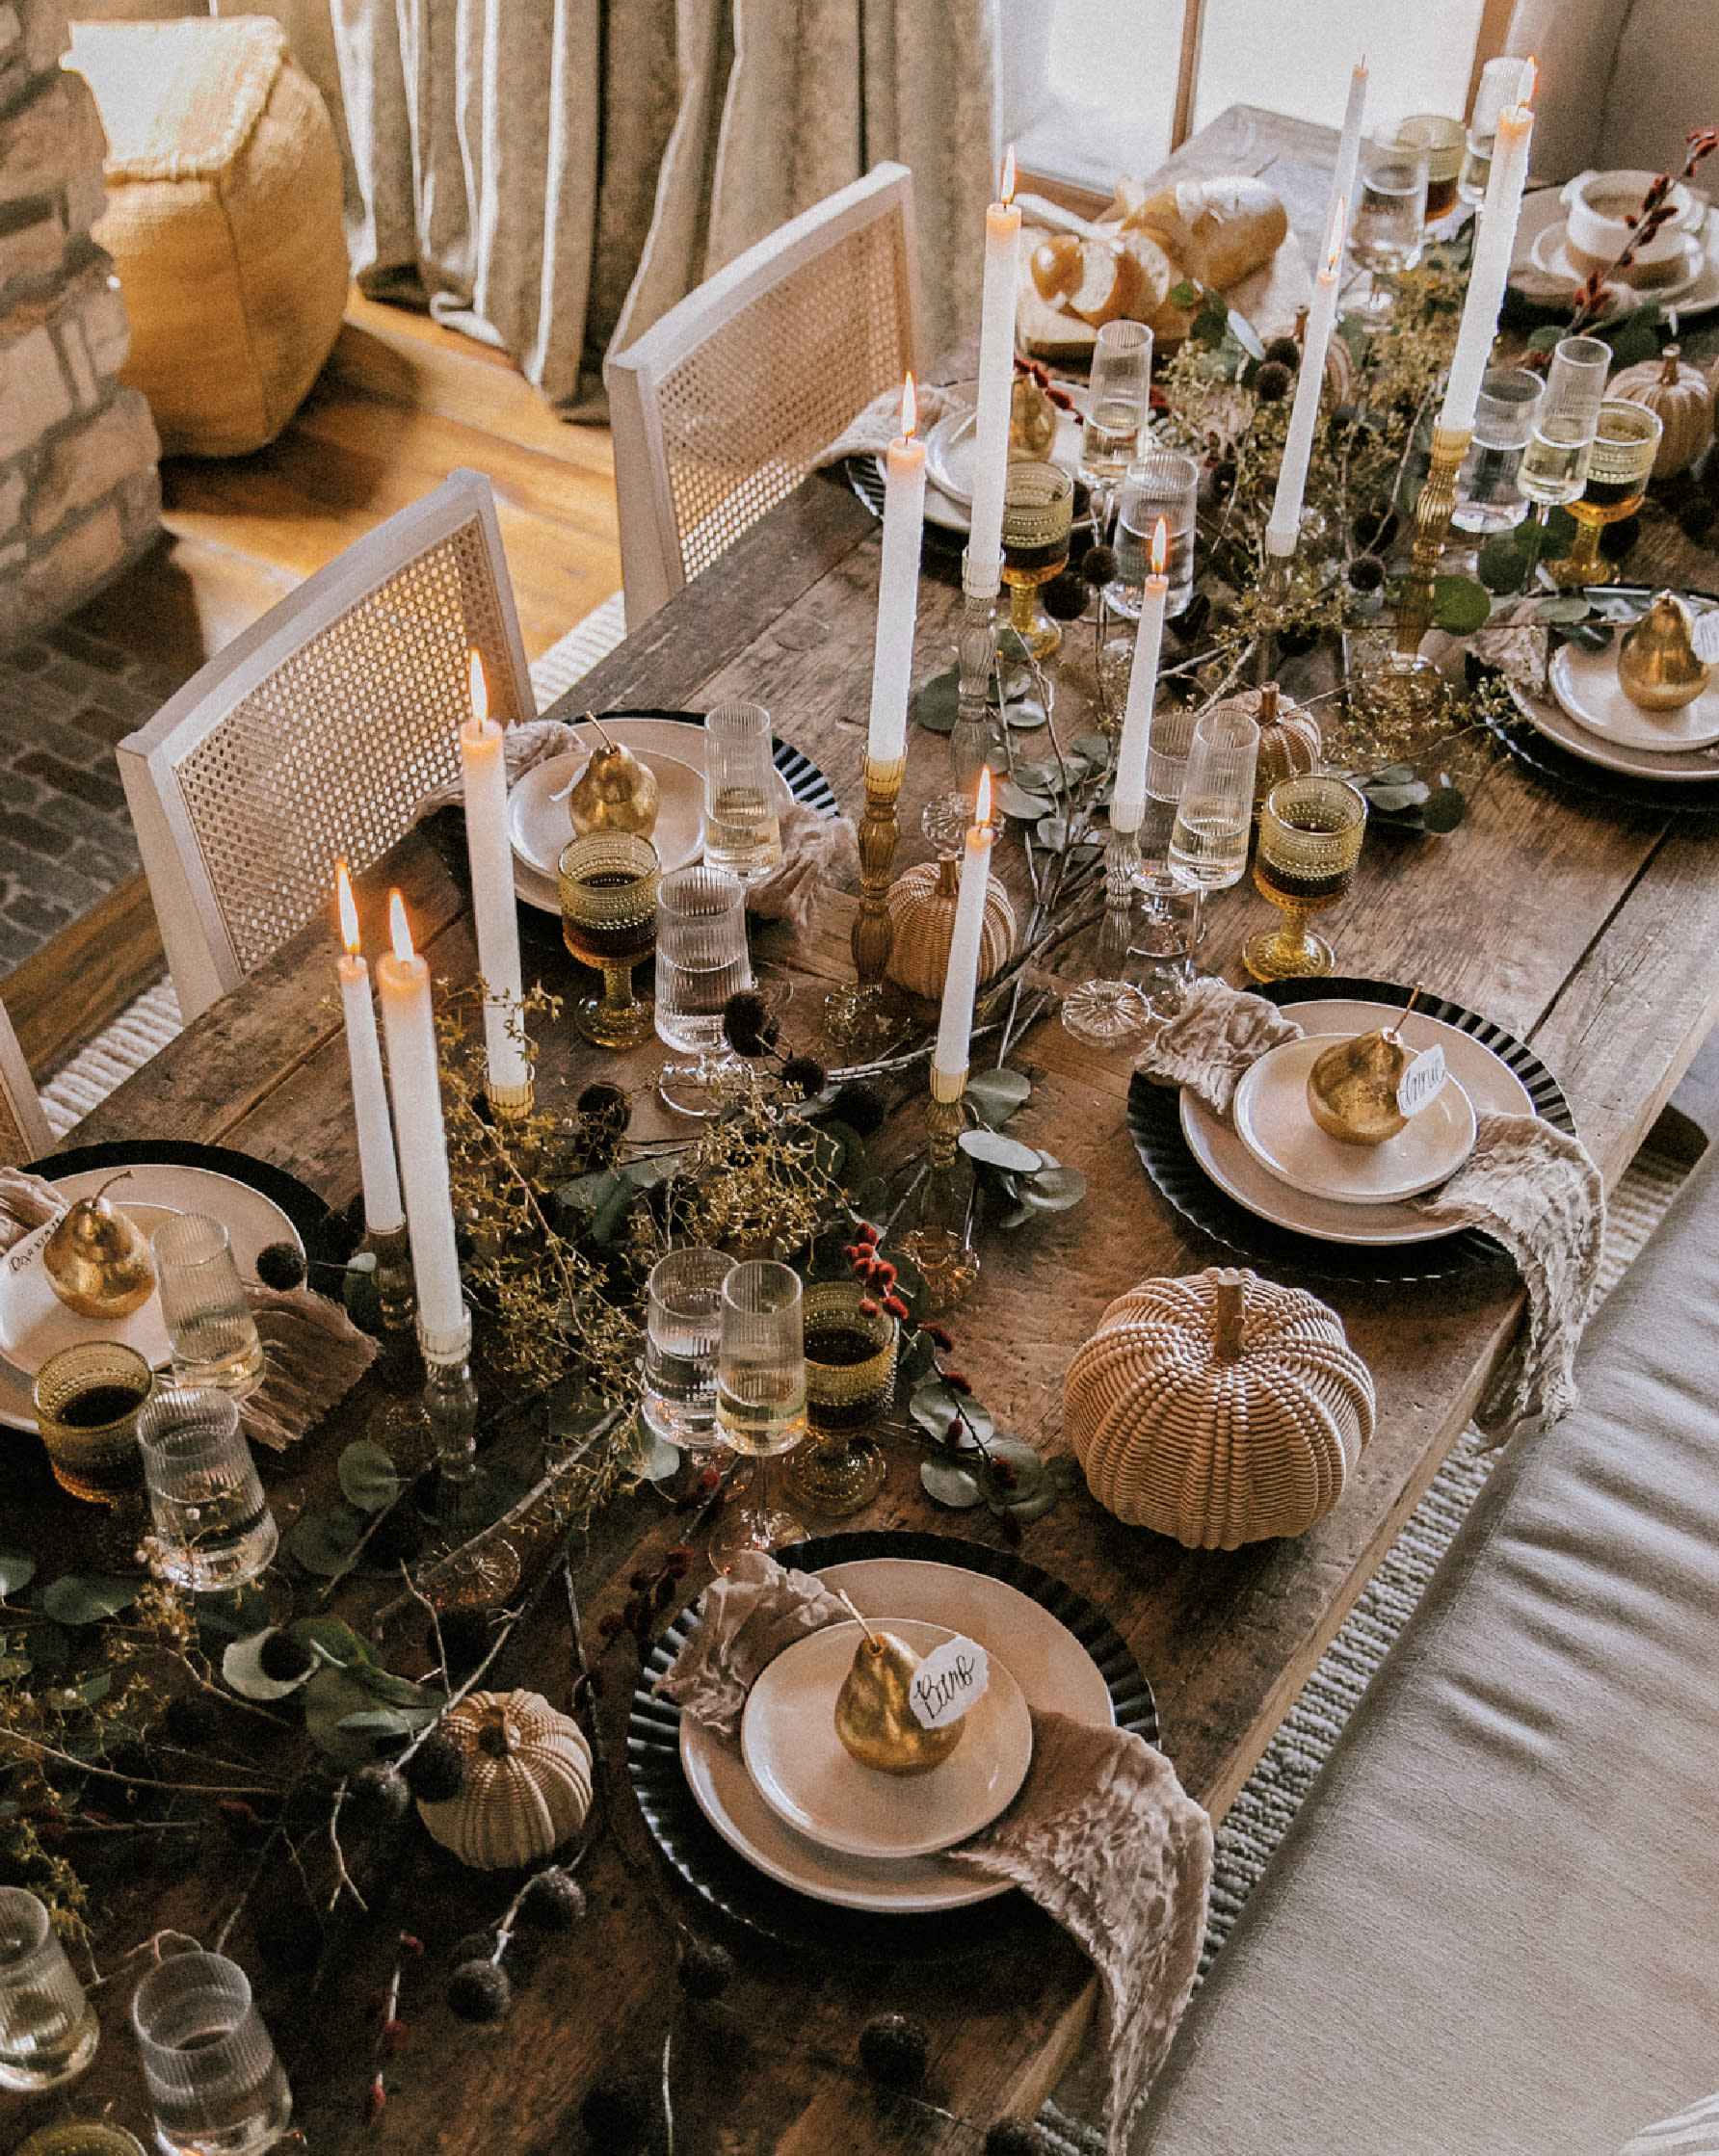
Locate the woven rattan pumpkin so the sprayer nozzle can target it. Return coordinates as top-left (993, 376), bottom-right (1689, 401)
top-left (416, 1690), bottom-right (593, 1870)
top-left (886, 857), bottom-right (1017, 1001)
top-left (1063, 1267), bottom-right (1375, 1548)
top-left (1208, 683), bottom-right (1321, 807)
top-left (1611, 345), bottom-right (1713, 477)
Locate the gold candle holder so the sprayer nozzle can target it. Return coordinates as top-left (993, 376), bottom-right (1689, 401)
top-left (484, 1073), bottom-right (535, 1122)
top-left (896, 1065), bottom-right (980, 1313)
top-left (1392, 421), bottom-right (1472, 659)
top-left (825, 752), bottom-right (905, 1050)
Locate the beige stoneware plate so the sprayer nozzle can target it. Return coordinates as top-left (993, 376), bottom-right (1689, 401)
top-left (1232, 1035), bottom-right (1477, 1205)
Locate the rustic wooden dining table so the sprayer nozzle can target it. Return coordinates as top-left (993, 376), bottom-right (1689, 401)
top-left (15, 106), bottom-right (1719, 2156)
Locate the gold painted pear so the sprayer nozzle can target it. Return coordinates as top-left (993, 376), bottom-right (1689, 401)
top-left (1617, 591), bottom-right (1713, 713)
top-left (566, 735), bottom-right (659, 839)
top-left (42, 1172), bottom-right (156, 1318)
top-left (833, 1629), bottom-right (965, 1776)
top-left (1307, 1024), bottom-right (1415, 1147)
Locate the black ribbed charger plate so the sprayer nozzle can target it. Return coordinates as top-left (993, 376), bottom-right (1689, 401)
top-left (627, 1530), bottom-right (1156, 1960)
top-left (1126, 977), bottom-right (1574, 1288)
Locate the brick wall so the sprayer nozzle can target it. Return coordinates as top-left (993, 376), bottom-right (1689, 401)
top-left (0, 0), bottom-right (160, 650)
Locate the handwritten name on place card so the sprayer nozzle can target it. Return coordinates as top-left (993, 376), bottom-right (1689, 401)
top-left (909, 1637), bottom-right (989, 1729)
top-left (1395, 1044), bottom-right (1447, 1120)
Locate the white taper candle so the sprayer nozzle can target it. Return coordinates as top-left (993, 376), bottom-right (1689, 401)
top-left (1112, 519), bottom-right (1169, 834)
top-left (933, 767), bottom-right (997, 1085)
top-left (1440, 60), bottom-right (1537, 434)
top-left (376, 892), bottom-right (465, 1344)
top-left (1265, 200), bottom-right (1347, 557)
top-left (966, 148), bottom-right (1022, 599)
top-left (1331, 59), bottom-right (1368, 268)
top-left (866, 376), bottom-right (927, 767)
top-left (333, 861), bottom-right (404, 1236)
top-left (459, 651), bottom-right (530, 1101)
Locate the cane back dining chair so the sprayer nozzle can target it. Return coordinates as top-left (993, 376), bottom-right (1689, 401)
top-left (607, 161), bottom-right (922, 630)
top-left (118, 470), bottom-right (534, 1023)
top-left (0, 997), bottom-right (52, 1167)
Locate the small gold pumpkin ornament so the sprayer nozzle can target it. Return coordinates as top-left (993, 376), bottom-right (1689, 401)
top-left (416, 1690), bottom-right (593, 1870)
top-left (885, 856), bottom-right (1017, 1003)
top-left (42, 1173), bottom-right (156, 1319)
top-left (1207, 682), bottom-right (1321, 807)
top-left (1064, 1266), bottom-right (1375, 1548)
top-left (1610, 344), bottom-right (1714, 478)
top-left (1617, 590), bottom-right (1714, 712)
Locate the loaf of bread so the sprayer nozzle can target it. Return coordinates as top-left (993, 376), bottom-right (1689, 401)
top-left (1122, 176), bottom-right (1288, 292)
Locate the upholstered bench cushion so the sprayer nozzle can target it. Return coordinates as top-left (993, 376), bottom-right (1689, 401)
top-left (66, 16), bottom-right (348, 457)
top-left (1137, 1141), bottom-right (1719, 2154)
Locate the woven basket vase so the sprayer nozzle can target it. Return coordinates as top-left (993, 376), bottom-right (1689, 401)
top-left (1064, 1266), bottom-right (1375, 1549)
top-left (69, 17), bottom-right (349, 457)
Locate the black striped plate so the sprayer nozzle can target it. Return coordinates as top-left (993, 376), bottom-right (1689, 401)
top-left (596, 706), bottom-right (840, 822)
top-left (1126, 977), bottom-right (1574, 1289)
top-left (627, 1529), bottom-right (1157, 1960)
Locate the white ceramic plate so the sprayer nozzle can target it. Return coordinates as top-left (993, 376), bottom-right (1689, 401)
top-left (508, 719), bottom-right (793, 914)
top-left (1513, 661), bottom-right (1719, 780)
top-left (1180, 999), bottom-right (1532, 1248)
top-left (1511, 190), bottom-right (1719, 319)
top-left (740, 1619), bottom-right (1033, 1860)
top-left (0, 1165), bottom-right (302, 1429)
top-left (884, 395), bottom-right (1085, 534)
top-left (678, 1556), bottom-right (1115, 1913)
top-left (1527, 215), bottom-right (1706, 309)
top-left (508, 749), bottom-right (706, 881)
top-left (1232, 1035), bottom-right (1476, 1205)
top-left (1547, 639), bottom-right (1719, 755)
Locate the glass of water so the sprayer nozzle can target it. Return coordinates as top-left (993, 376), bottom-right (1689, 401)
top-left (708, 1258), bottom-right (807, 1570)
top-left (1104, 449), bottom-right (1199, 620)
top-left (132, 1951), bottom-right (291, 2156)
top-left (1520, 334), bottom-right (1612, 517)
top-left (0, 1889), bottom-right (98, 2091)
top-left (702, 702), bottom-right (781, 881)
top-left (1082, 319), bottom-right (1153, 530)
top-left (1455, 367), bottom-right (1546, 534)
top-left (150, 1216), bottom-right (264, 1400)
top-left (137, 1388), bottom-right (278, 1593)
top-left (643, 1246), bottom-right (735, 1453)
top-left (654, 863), bottom-right (751, 1117)
top-left (1348, 137), bottom-right (1428, 320)
top-left (1169, 703), bottom-right (1260, 893)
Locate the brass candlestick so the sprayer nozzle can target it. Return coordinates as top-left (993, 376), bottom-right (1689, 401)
top-left (897, 1067), bottom-right (980, 1313)
top-left (1392, 421), bottom-right (1472, 658)
top-left (826, 753), bottom-right (905, 1049)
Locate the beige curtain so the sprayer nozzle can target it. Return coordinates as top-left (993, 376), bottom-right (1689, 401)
top-left (331, 0), bottom-right (996, 415)
top-left (1503, 0), bottom-right (1719, 181)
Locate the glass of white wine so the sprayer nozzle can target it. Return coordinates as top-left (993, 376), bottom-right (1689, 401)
top-left (1519, 334), bottom-right (1611, 553)
top-left (1169, 704), bottom-right (1260, 894)
top-left (1082, 319), bottom-right (1153, 534)
top-left (702, 701), bottom-right (782, 881)
top-left (1347, 137), bottom-right (1428, 321)
top-left (708, 1258), bottom-right (808, 1570)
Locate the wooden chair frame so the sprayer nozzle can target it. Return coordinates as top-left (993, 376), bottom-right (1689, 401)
top-left (608, 162), bottom-right (923, 629)
top-left (0, 996), bottom-right (52, 1167)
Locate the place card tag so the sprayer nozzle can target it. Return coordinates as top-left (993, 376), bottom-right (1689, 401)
top-left (7, 1219), bottom-right (52, 1277)
top-left (1691, 610), bottom-right (1719, 666)
top-left (909, 1637), bottom-right (989, 1729)
top-left (1395, 1045), bottom-right (1447, 1120)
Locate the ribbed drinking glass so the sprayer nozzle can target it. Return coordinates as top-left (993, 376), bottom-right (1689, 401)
top-left (709, 1258), bottom-right (807, 1568)
top-left (654, 863), bottom-right (751, 1116)
top-left (150, 1215), bottom-right (263, 1400)
top-left (137, 1388), bottom-right (278, 1592)
top-left (0, 1888), bottom-right (98, 2091)
top-left (642, 1246), bottom-right (735, 1454)
top-left (702, 703), bottom-right (781, 881)
top-left (1169, 705), bottom-right (1260, 893)
top-left (131, 1951), bottom-right (291, 2156)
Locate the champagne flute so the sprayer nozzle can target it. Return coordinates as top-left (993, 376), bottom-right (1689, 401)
top-left (1549, 398), bottom-right (1662, 588)
top-left (1519, 334), bottom-right (1611, 559)
top-left (1168, 705), bottom-right (1260, 894)
top-left (1081, 320), bottom-right (1153, 536)
top-left (559, 830), bottom-right (660, 1048)
top-left (1242, 776), bottom-right (1367, 982)
top-left (708, 1259), bottom-right (808, 1570)
top-left (1001, 460), bottom-right (1073, 659)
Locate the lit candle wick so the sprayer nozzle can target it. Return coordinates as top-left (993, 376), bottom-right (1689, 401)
top-left (335, 857), bottom-right (361, 958)
top-left (1150, 517), bottom-right (1168, 580)
top-left (975, 764), bottom-right (993, 829)
top-left (1000, 145), bottom-right (1016, 207)
top-left (902, 372), bottom-right (917, 439)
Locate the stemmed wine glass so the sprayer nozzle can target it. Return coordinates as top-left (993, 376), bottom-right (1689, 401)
top-left (1242, 775), bottom-right (1368, 981)
top-left (559, 830), bottom-right (660, 1048)
top-left (707, 1259), bottom-right (808, 1571)
top-left (1001, 460), bottom-right (1073, 660)
top-left (1346, 137), bottom-right (1428, 322)
top-left (1547, 399), bottom-right (1662, 588)
top-left (1519, 335), bottom-right (1611, 557)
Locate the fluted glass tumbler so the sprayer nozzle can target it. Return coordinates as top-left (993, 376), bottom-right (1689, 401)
top-left (643, 1246), bottom-right (735, 1453)
top-left (1169, 705), bottom-right (1260, 892)
top-left (1105, 450), bottom-right (1199, 620)
top-left (654, 864), bottom-right (752, 1116)
top-left (137, 1388), bottom-right (277, 1592)
top-left (150, 1215), bottom-right (264, 1400)
top-left (709, 1258), bottom-right (807, 1568)
top-left (0, 1889), bottom-right (98, 2090)
top-left (132, 1952), bottom-right (291, 2156)
top-left (702, 703), bottom-right (781, 881)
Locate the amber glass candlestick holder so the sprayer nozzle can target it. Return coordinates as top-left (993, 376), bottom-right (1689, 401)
top-left (1380, 419), bottom-right (1473, 718)
top-left (826, 753), bottom-right (904, 1051)
top-left (897, 1068), bottom-right (980, 1313)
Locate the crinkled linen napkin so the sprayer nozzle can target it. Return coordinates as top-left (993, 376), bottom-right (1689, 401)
top-left (0, 1167), bottom-right (375, 1451)
top-left (415, 717), bottom-right (858, 938)
top-left (814, 380), bottom-right (975, 469)
top-left (1135, 978), bottom-right (1606, 1442)
top-left (656, 1550), bottom-right (1213, 2153)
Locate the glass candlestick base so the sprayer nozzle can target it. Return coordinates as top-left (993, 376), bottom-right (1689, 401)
top-left (896, 1081), bottom-right (980, 1314)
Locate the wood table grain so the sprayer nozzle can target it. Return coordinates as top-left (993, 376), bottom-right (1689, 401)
top-left (15, 109), bottom-right (1719, 2156)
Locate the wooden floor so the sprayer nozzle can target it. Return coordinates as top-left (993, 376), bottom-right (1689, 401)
top-left (10, 290), bottom-right (621, 1075)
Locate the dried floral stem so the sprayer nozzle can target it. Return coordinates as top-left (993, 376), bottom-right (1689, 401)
top-left (324, 1781), bottom-right (369, 1917)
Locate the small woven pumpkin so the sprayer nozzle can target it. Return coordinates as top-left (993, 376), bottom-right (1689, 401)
top-left (1063, 1267), bottom-right (1375, 1548)
top-left (886, 857), bottom-right (1017, 1002)
top-left (416, 1690), bottom-right (593, 1870)
top-left (1208, 682), bottom-right (1321, 807)
top-left (1610, 344), bottom-right (1713, 477)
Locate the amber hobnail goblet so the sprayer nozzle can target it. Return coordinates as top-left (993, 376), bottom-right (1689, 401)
top-left (1242, 776), bottom-right (1367, 982)
top-left (559, 830), bottom-right (660, 1048)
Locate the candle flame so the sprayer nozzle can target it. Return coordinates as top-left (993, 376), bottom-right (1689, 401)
top-left (467, 648), bottom-right (489, 726)
top-left (1517, 55), bottom-right (1537, 112)
top-left (975, 765), bottom-right (993, 828)
top-left (1000, 145), bottom-right (1017, 208)
top-left (1151, 517), bottom-right (1169, 578)
top-left (388, 889), bottom-right (414, 964)
top-left (335, 858), bottom-right (360, 956)
top-left (902, 373), bottom-right (917, 438)
top-left (1325, 196), bottom-right (1346, 274)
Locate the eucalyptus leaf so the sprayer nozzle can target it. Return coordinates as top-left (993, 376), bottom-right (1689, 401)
top-left (286, 1509), bottom-right (365, 1578)
top-left (964, 1067), bottom-right (1032, 1125)
top-left (1021, 1164), bottom-right (1088, 1211)
top-left (997, 780), bottom-right (1053, 822)
top-left (357, 1668), bottom-right (437, 1709)
top-left (71, 1670), bottom-right (113, 1707)
top-left (1071, 733), bottom-right (1112, 764)
top-left (909, 1380), bottom-right (960, 1436)
top-left (1069, 842), bottom-right (1103, 866)
top-left (1534, 594), bottom-right (1593, 624)
top-left (1002, 697), bottom-right (1048, 731)
top-left (41, 1575), bottom-right (138, 1627)
top-left (995, 1203), bottom-right (1033, 1229)
top-left (1370, 763), bottom-right (1416, 785)
top-left (959, 1128), bottom-right (1043, 1172)
top-left (304, 1666), bottom-right (394, 1771)
top-left (1365, 780), bottom-right (1430, 812)
top-left (0, 1551), bottom-right (35, 1598)
top-left (616, 1414), bottom-right (678, 1485)
top-left (224, 1629), bottom-right (313, 1701)
top-left (557, 1169), bottom-right (623, 1213)
top-left (1011, 761), bottom-right (1061, 794)
top-left (990, 1483), bottom-right (1060, 1524)
top-left (896, 1328), bottom-right (937, 1391)
top-left (1430, 576), bottom-right (1491, 635)
top-left (1603, 311), bottom-right (1660, 368)
top-left (1046, 1454), bottom-right (1086, 1489)
top-left (1477, 530), bottom-right (1535, 593)
top-left (1228, 307), bottom-right (1265, 360)
top-left (335, 1708), bottom-right (433, 1740)
top-left (289, 1615), bottom-right (378, 1670)
top-left (1035, 815), bottom-right (1071, 849)
top-left (913, 670), bottom-right (960, 734)
top-left (889, 1249), bottom-right (929, 1321)
top-left (337, 1440), bottom-right (400, 1513)
top-left (623, 1155), bottom-right (674, 1191)
top-left (920, 1458), bottom-right (985, 1509)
